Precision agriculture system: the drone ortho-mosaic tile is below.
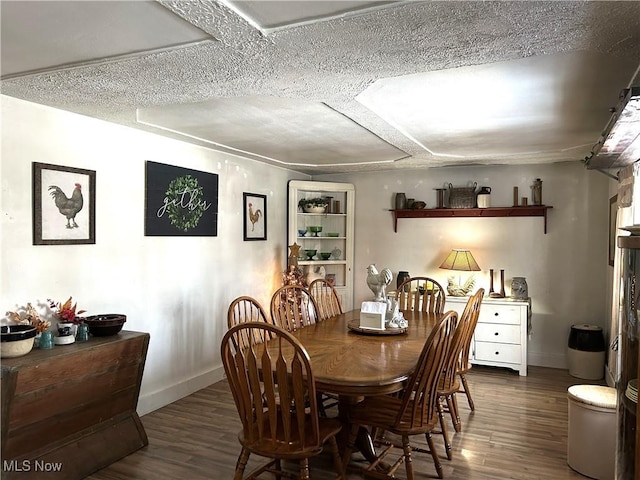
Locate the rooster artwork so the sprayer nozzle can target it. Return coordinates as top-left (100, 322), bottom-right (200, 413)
top-left (366, 264), bottom-right (393, 302)
top-left (247, 202), bottom-right (262, 231)
top-left (48, 183), bottom-right (83, 229)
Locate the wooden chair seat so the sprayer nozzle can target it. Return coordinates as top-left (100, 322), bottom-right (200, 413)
top-left (348, 395), bottom-right (440, 436)
top-left (240, 415), bottom-right (343, 460)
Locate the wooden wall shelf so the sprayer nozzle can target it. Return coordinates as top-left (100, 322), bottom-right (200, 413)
top-left (390, 206), bottom-right (553, 234)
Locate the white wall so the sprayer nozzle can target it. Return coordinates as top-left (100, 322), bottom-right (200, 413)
top-left (317, 163), bottom-right (611, 369)
top-left (1, 95), bottom-right (614, 416)
top-left (0, 96), bottom-right (308, 414)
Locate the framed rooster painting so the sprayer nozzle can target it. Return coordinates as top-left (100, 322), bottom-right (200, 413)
top-left (32, 162), bottom-right (96, 245)
top-left (243, 192), bottom-right (267, 241)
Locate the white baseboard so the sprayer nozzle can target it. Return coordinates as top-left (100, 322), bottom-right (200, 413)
top-left (528, 351), bottom-right (567, 369)
top-left (529, 352), bottom-right (614, 384)
top-left (137, 366), bottom-right (226, 416)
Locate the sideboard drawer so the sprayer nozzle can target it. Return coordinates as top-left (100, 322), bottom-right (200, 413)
top-left (475, 341), bottom-right (521, 364)
top-left (475, 323), bottom-right (521, 344)
top-left (445, 296), bottom-right (529, 376)
top-left (478, 304), bottom-right (522, 325)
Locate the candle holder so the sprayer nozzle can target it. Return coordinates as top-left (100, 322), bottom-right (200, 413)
top-left (489, 268), bottom-right (506, 298)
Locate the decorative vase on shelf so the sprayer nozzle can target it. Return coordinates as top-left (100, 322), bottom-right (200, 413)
top-left (511, 277), bottom-right (528, 300)
top-left (532, 178), bottom-right (543, 205)
top-left (397, 271), bottom-right (410, 291)
top-left (395, 193), bottom-right (407, 210)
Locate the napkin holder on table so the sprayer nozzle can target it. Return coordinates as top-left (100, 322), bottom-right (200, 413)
top-left (360, 301), bottom-right (387, 330)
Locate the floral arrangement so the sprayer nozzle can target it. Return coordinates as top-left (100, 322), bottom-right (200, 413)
top-left (48, 297), bottom-right (86, 325)
top-left (6, 303), bottom-right (51, 333)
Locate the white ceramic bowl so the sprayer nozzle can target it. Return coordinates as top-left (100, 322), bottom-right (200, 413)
top-left (1, 325), bottom-right (37, 358)
top-left (304, 205), bottom-right (326, 213)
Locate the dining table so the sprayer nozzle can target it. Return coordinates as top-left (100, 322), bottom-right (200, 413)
top-left (287, 308), bottom-right (443, 395)
top-left (278, 307), bottom-right (445, 464)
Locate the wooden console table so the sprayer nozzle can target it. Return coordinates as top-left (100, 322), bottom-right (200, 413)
top-left (1, 330), bottom-right (150, 479)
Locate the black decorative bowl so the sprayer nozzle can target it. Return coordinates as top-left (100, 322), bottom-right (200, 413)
top-left (1, 325), bottom-right (37, 358)
top-left (84, 314), bottom-right (126, 337)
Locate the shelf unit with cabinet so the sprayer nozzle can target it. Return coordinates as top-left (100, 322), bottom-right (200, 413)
top-left (616, 235), bottom-right (640, 479)
top-left (288, 180), bottom-right (355, 311)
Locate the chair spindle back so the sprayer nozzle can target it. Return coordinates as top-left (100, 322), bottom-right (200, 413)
top-left (396, 276), bottom-right (446, 314)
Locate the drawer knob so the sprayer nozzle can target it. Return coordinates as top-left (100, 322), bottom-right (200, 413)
top-left (494, 312), bottom-right (499, 316)
top-left (494, 332), bottom-right (499, 336)
top-left (495, 351), bottom-right (500, 355)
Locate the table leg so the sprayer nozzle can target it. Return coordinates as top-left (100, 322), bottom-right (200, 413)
top-left (337, 396), bottom-right (381, 464)
top-left (354, 426), bottom-right (379, 463)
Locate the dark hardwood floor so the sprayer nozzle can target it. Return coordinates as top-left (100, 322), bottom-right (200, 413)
top-left (88, 366), bottom-right (603, 479)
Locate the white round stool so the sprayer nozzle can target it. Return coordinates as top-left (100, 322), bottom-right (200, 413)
top-left (567, 385), bottom-right (617, 480)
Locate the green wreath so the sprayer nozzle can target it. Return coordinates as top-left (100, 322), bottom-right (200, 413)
top-left (165, 175), bottom-right (206, 232)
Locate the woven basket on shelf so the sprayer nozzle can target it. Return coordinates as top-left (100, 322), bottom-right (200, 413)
top-left (447, 182), bottom-right (477, 208)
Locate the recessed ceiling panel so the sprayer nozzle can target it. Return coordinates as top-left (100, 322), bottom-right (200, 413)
top-left (0, 0), bottom-right (212, 78)
top-left (357, 52), bottom-right (639, 159)
top-left (224, 0), bottom-right (396, 30)
top-left (137, 96), bottom-right (406, 166)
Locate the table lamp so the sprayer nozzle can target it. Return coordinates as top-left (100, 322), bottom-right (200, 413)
top-left (439, 249), bottom-right (480, 296)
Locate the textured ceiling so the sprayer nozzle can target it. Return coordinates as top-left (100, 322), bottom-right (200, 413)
top-left (2, 0), bottom-right (640, 174)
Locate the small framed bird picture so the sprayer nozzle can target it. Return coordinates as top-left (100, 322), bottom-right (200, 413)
top-left (32, 162), bottom-right (96, 245)
top-left (243, 192), bottom-right (267, 241)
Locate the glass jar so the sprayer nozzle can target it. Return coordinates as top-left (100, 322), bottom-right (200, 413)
top-left (39, 331), bottom-right (54, 350)
top-left (76, 323), bottom-right (89, 342)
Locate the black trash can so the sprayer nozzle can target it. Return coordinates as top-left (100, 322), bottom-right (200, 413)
top-left (567, 324), bottom-right (605, 380)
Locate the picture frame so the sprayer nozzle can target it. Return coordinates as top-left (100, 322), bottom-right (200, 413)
top-left (609, 194), bottom-right (618, 267)
top-left (33, 162), bottom-right (96, 245)
top-left (243, 192), bottom-right (267, 241)
top-left (144, 161), bottom-right (219, 236)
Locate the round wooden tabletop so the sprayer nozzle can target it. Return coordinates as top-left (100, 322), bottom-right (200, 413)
top-left (288, 309), bottom-right (443, 396)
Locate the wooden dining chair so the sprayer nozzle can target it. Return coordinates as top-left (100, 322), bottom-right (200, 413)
top-left (436, 288), bottom-right (484, 460)
top-left (457, 290), bottom-right (485, 412)
top-left (227, 296), bottom-right (273, 349)
top-left (395, 276), bottom-right (446, 314)
top-left (342, 310), bottom-right (458, 480)
top-left (270, 285), bottom-right (320, 331)
top-left (227, 296), bottom-right (271, 328)
top-left (308, 278), bottom-right (343, 415)
top-left (221, 322), bottom-right (345, 480)
top-left (309, 278), bottom-right (343, 320)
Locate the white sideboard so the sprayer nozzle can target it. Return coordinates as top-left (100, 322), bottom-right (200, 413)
top-left (445, 295), bottom-right (530, 376)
